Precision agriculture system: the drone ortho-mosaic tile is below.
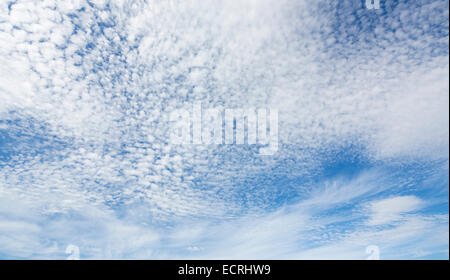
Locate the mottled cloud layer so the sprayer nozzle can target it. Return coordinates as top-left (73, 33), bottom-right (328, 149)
top-left (0, 0), bottom-right (448, 259)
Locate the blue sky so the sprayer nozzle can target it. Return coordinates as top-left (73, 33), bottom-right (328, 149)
top-left (0, 0), bottom-right (448, 259)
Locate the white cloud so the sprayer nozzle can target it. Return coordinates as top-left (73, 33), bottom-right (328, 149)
top-left (0, 0), bottom-right (448, 259)
top-left (366, 196), bottom-right (423, 226)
